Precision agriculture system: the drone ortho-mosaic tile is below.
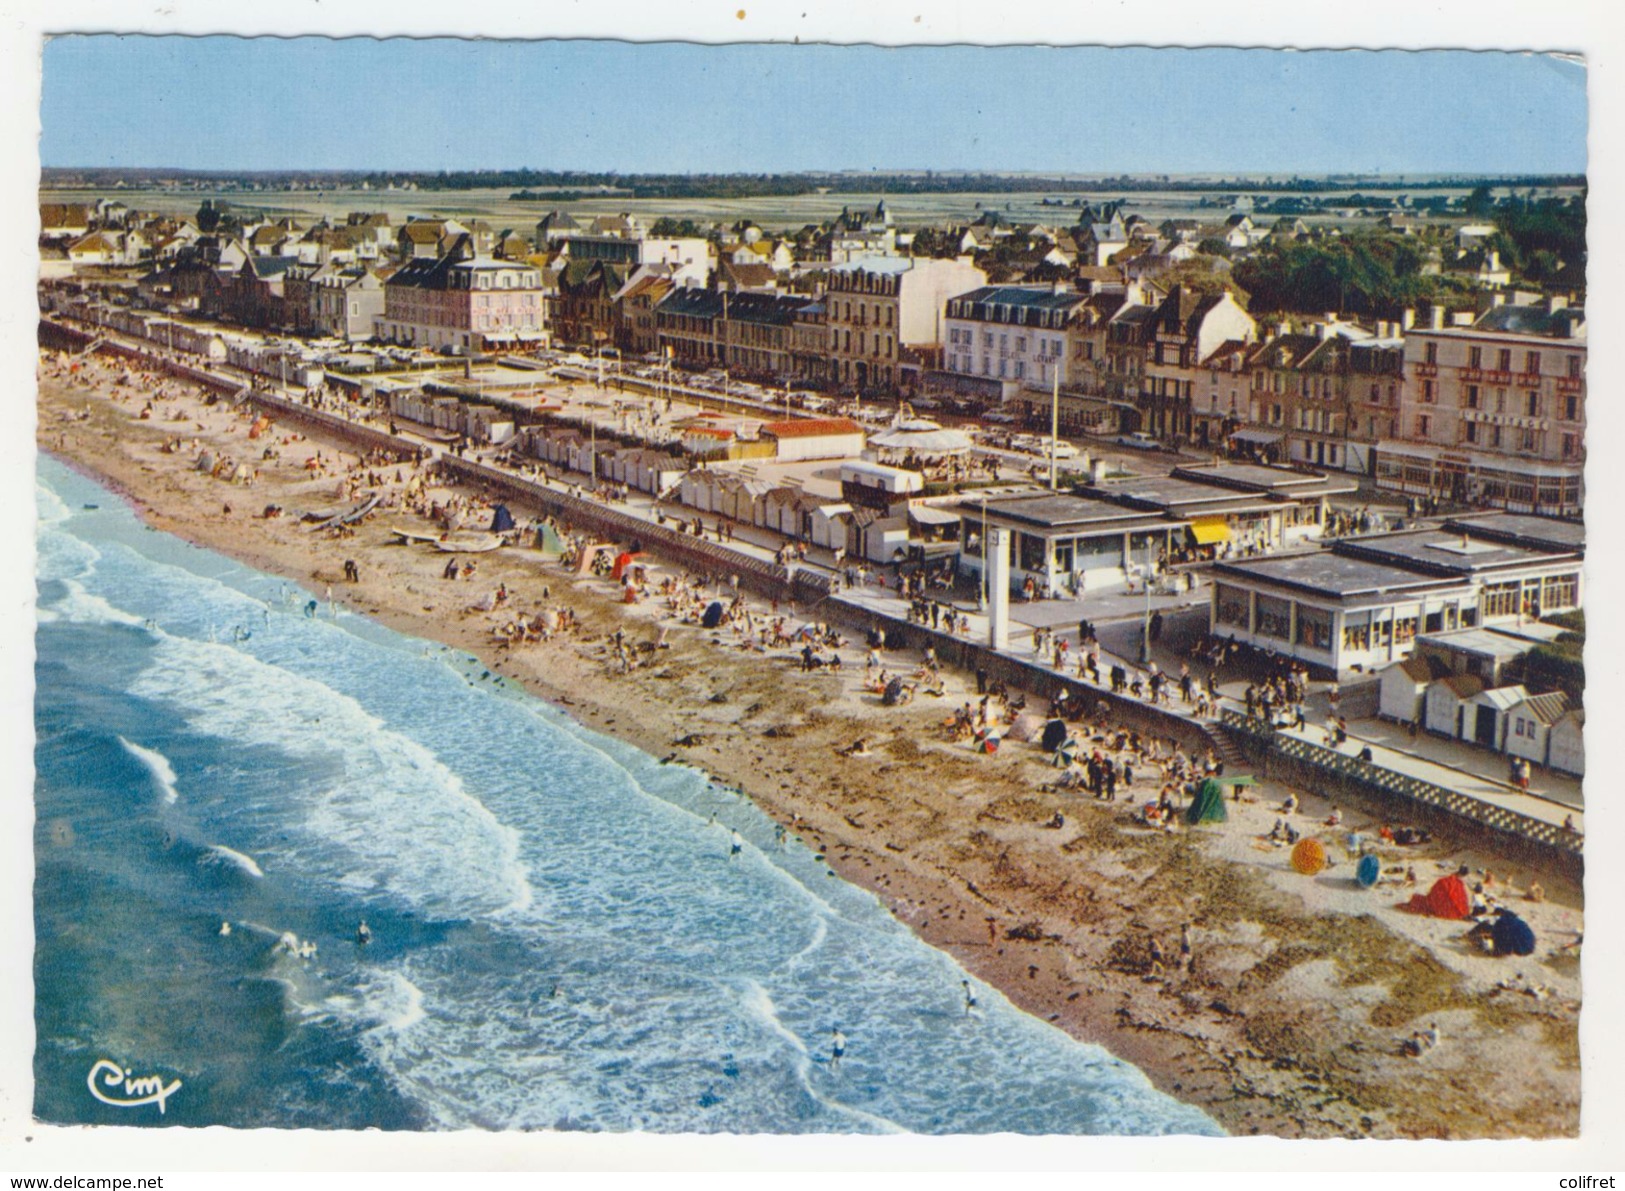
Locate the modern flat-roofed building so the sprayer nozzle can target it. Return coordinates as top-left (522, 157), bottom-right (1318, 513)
top-left (1209, 515), bottom-right (1584, 676)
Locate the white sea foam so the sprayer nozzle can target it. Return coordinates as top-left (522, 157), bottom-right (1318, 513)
top-left (201, 844), bottom-right (265, 879)
top-left (127, 630), bottom-right (535, 920)
top-left (117, 736), bottom-right (179, 804)
top-left (35, 481), bottom-right (74, 526)
top-left (41, 577), bottom-right (144, 628)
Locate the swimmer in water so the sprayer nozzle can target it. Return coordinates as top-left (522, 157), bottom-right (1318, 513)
top-left (356, 921), bottom-right (372, 946)
top-left (218, 921), bottom-right (232, 937)
top-left (730, 830), bottom-right (744, 859)
top-left (830, 1027), bottom-right (846, 1072)
top-left (962, 979), bottom-right (978, 1016)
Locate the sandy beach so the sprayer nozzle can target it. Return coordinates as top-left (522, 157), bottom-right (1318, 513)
top-left (37, 348), bottom-right (1583, 1139)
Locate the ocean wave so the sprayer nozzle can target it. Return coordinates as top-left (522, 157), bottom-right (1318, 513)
top-left (200, 844), bottom-right (265, 879)
top-left (36, 480), bottom-right (74, 525)
top-left (36, 529), bottom-right (103, 585)
top-left (127, 630), bottom-right (536, 920)
top-left (40, 577), bottom-right (144, 628)
top-left (117, 736), bottom-right (179, 804)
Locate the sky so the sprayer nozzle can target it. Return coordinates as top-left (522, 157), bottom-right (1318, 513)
top-left (39, 37), bottom-right (1588, 177)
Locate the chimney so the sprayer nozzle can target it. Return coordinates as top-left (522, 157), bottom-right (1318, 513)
top-left (1547, 294), bottom-right (1568, 312)
top-left (1313, 322), bottom-right (1328, 341)
top-left (1492, 293), bottom-right (1506, 307)
top-left (1400, 308), bottom-right (1416, 331)
top-left (1429, 306), bottom-right (1445, 331)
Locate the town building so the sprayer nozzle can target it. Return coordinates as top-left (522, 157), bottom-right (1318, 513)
top-left (1380, 300), bottom-right (1585, 515)
top-left (825, 256), bottom-right (987, 396)
top-left (1209, 515), bottom-right (1583, 677)
top-left (375, 235), bottom-right (547, 352)
top-left (941, 285), bottom-right (1089, 391)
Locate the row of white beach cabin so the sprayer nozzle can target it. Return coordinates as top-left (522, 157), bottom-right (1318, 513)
top-left (511, 424), bottom-right (946, 561)
top-left (1379, 655), bottom-right (1582, 776)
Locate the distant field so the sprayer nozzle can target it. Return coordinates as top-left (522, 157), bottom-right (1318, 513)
top-left (39, 183), bottom-right (1578, 233)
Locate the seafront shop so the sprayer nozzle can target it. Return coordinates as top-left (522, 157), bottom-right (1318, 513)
top-left (1092, 461), bottom-right (1356, 560)
top-left (1211, 553), bottom-right (1477, 676)
top-left (1210, 517), bottom-right (1584, 677)
top-left (953, 491), bottom-right (1189, 597)
top-left (1374, 441), bottom-right (1583, 517)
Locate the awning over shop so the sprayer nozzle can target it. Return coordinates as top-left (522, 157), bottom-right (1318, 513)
top-left (1230, 429), bottom-right (1284, 445)
top-left (1188, 517), bottom-right (1231, 545)
top-left (908, 504), bottom-right (962, 526)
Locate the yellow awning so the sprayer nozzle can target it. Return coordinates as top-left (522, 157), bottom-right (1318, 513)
top-left (1188, 518), bottom-right (1231, 545)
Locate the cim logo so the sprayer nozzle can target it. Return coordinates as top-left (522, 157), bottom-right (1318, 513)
top-left (87, 1059), bottom-right (182, 1114)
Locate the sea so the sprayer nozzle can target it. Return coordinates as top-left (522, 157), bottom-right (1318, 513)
top-left (32, 456), bottom-right (1221, 1135)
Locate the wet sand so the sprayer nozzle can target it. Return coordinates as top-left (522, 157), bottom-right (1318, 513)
top-left (37, 351), bottom-right (1583, 1139)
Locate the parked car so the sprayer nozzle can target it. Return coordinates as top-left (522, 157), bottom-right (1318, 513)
top-left (1117, 431), bottom-right (1159, 450)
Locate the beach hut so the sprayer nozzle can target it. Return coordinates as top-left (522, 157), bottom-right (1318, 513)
top-left (1458, 684), bottom-right (1529, 750)
top-left (809, 503), bottom-right (855, 551)
top-left (1504, 691), bottom-right (1569, 769)
top-left (1379, 654), bottom-right (1449, 725)
top-left (489, 504), bottom-right (516, 534)
top-left (1548, 709), bottom-right (1585, 778)
top-left (1423, 674), bottom-right (1483, 737)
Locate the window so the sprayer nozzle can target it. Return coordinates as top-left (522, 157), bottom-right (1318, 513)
top-left (1466, 384), bottom-right (1480, 409)
top-left (1421, 380), bottom-right (1435, 403)
top-left (1561, 433), bottom-right (1577, 460)
top-left (1342, 611), bottom-right (1371, 652)
top-left (1255, 595), bottom-right (1292, 640)
top-left (1296, 606), bottom-right (1333, 651)
top-left (1526, 391), bottom-right (1539, 417)
top-left (1482, 581), bottom-right (1520, 618)
top-left (1416, 414), bottom-right (1432, 437)
top-left (1424, 341), bottom-right (1437, 364)
top-left (1464, 421), bottom-right (1478, 444)
top-left (1496, 388), bottom-right (1507, 413)
top-left (1543, 573), bottom-right (1579, 609)
top-left (1215, 584), bottom-right (1250, 629)
top-left (1468, 346), bottom-right (1483, 369)
top-left (1519, 427), bottom-right (1536, 452)
top-left (1568, 354), bottom-right (1582, 379)
top-left (1491, 425), bottom-right (1502, 448)
top-left (1498, 348), bottom-right (1512, 372)
top-left (1525, 351), bottom-right (1541, 375)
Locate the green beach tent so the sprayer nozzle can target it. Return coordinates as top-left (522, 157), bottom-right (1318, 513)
top-left (1186, 778), bottom-right (1229, 825)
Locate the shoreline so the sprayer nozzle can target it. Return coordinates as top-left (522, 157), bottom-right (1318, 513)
top-left (36, 352), bottom-right (1583, 1139)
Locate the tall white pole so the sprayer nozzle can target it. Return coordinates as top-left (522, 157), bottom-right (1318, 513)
top-left (1049, 367), bottom-right (1060, 490)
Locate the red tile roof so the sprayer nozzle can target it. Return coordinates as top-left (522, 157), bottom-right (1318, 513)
top-left (762, 418), bottom-right (863, 438)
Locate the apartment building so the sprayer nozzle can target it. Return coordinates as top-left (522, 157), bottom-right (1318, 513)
top-left (1381, 300), bottom-right (1585, 515)
top-left (942, 286), bottom-right (1088, 391)
top-left (375, 234), bottom-right (547, 352)
top-left (825, 256), bottom-right (987, 395)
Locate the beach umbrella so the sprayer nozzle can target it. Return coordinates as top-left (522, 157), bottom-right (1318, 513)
top-left (1187, 778), bottom-right (1229, 826)
top-left (1491, 912), bottom-right (1537, 957)
top-left (490, 504), bottom-right (516, 533)
top-left (978, 735), bottom-right (1001, 755)
top-left (1355, 852), bottom-right (1382, 889)
top-left (1006, 712), bottom-right (1044, 743)
top-left (1040, 718), bottom-right (1070, 753)
top-left (701, 600), bottom-right (725, 630)
top-left (1291, 838), bottom-right (1327, 875)
top-left (195, 451), bottom-right (215, 473)
top-left (1052, 737), bottom-right (1079, 768)
top-left (1402, 873), bottom-right (1471, 919)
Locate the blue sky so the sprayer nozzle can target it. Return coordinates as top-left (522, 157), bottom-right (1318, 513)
top-left (40, 37), bottom-right (1587, 175)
